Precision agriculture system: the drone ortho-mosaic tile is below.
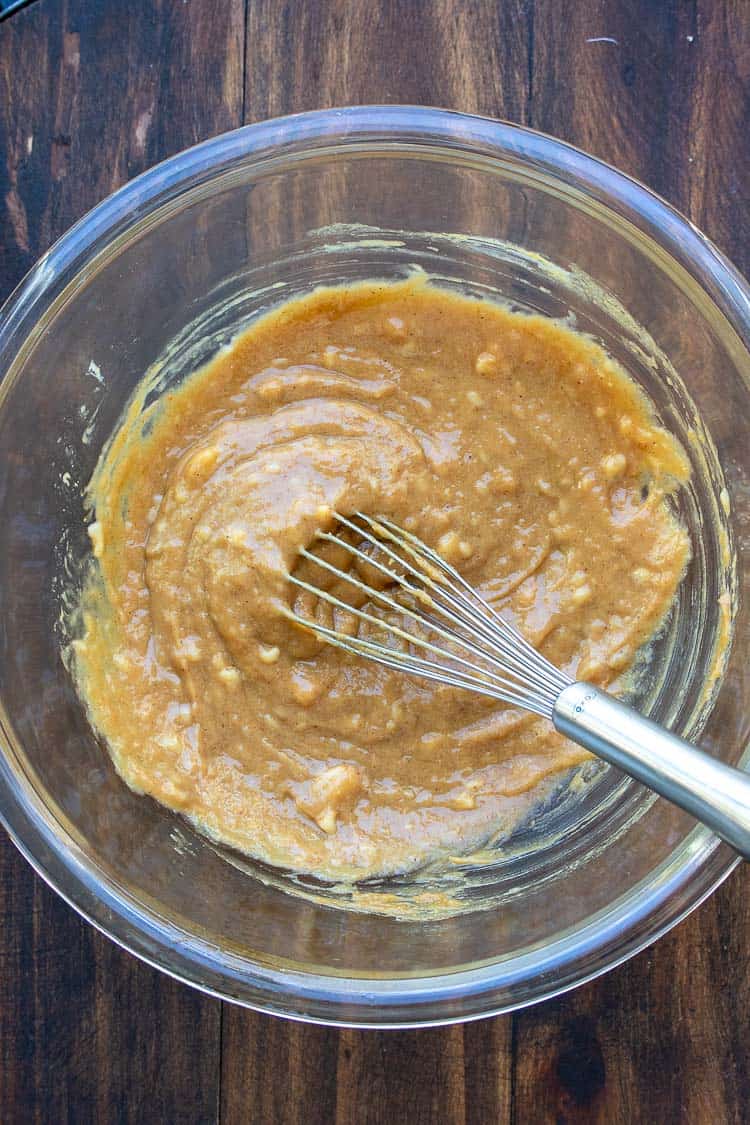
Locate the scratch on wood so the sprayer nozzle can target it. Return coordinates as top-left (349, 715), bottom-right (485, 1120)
top-left (63, 30), bottom-right (80, 72)
top-left (4, 189), bottom-right (30, 252)
top-left (133, 107), bottom-right (154, 157)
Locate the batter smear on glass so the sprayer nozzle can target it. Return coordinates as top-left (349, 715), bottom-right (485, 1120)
top-left (72, 278), bottom-right (690, 880)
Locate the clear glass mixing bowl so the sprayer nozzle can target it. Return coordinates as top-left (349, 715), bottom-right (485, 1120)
top-left (0, 107), bottom-right (748, 1027)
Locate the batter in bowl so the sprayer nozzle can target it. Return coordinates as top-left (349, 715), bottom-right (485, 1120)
top-left (71, 278), bottom-right (690, 880)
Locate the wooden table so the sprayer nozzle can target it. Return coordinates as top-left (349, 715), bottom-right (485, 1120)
top-left (1, 2), bottom-right (748, 1121)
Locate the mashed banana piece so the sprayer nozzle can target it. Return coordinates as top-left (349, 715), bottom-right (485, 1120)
top-left (72, 279), bottom-right (689, 880)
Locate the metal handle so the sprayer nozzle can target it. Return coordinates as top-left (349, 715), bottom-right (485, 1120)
top-left (553, 682), bottom-right (750, 860)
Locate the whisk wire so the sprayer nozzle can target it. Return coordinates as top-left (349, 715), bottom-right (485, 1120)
top-left (287, 564), bottom-right (548, 708)
top-left (375, 512), bottom-right (571, 694)
top-left (332, 512), bottom-right (564, 696)
top-left (302, 533), bottom-right (535, 685)
top-left (286, 511), bottom-right (571, 718)
top-left (366, 513), bottom-right (567, 695)
top-left (296, 616), bottom-right (550, 710)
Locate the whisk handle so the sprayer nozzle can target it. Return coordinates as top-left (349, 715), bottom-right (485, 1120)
top-left (554, 682), bottom-right (750, 860)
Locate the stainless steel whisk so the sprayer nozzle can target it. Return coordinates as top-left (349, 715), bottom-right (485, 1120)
top-left (288, 512), bottom-right (750, 860)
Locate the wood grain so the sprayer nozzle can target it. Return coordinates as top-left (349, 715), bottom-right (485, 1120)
top-left (0, 0), bottom-right (243, 1121)
top-left (512, 876), bottom-right (750, 1125)
top-left (1, 1), bottom-right (749, 1122)
top-left (244, 0), bottom-right (532, 123)
top-left (0, 0), bottom-right (244, 296)
top-left (221, 1013), bottom-right (512, 1125)
top-left (512, 5), bottom-right (750, 1122)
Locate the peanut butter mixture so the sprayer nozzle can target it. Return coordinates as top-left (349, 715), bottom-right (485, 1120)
top-left (72, 279), bottom-right (690, 881)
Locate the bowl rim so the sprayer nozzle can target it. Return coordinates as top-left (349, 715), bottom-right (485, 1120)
top-left (1, 104), bottom-right (748, 1028)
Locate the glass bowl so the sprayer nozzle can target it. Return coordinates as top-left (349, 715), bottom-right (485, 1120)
top-left (0, 106), bottom-right (748, 1028)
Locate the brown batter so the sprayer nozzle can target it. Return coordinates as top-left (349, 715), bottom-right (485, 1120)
top-left (72, 278), bottom-right (690, 881)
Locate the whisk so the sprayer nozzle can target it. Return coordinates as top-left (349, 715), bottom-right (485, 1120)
top-left (287, 512), bottom-right (750, 860)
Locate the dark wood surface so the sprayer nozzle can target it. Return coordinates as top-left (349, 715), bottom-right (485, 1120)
top-left (1, 1), bottom-right (748, 1121)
